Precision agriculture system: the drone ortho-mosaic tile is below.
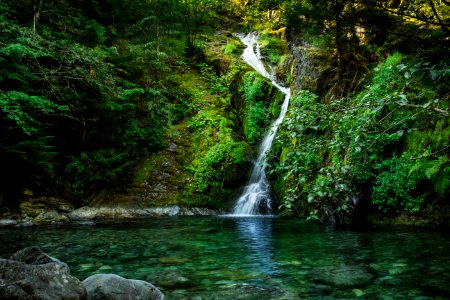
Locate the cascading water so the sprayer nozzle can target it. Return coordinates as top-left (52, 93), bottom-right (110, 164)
top-left (232, 33), bottom-right (291, 216)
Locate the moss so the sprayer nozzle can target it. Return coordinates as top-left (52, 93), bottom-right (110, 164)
top-left (259, 33), bottom-right (289, 65)
top-left (238, 71), bottom-right (285, 145)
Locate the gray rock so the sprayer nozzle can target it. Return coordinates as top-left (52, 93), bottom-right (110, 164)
top-left (0, 247), bottom-right (86, 299)
top-left (82, 274), bottom-right (164, 300)
top-left (68, 205), bottom-right (219, 221)
top-left (0, 219), bottom-right (17, 227)
top-left (35, 210), bottom-right (70, 224)
top-left (168, 142), bottom-right (177, 152)
top-left (161, 162), bottom-right (171, 168)
top-left (15, 222), bottom-right (34, 228)
top-left (0, 278), bottom-right (29, 299)
top-left (68, 207), bottom-right (98, 220)
top-left (151, 270), bottom-right (192, 288)
top-left (150, 206), bottom-right (180, 216)
top-left (310, 264), bottom-right (374, 288)
top-left (9, 246), bottom-right (60, 264)
top-left (179, 207), bottom-right (218, 216)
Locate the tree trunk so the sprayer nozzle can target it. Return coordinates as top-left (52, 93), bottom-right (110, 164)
top-left (33, 0), bottom-right (43, 38)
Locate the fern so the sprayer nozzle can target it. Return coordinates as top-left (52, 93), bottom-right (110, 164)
top-left (0, 91), bottom-right (68, 135)
top-left (435, 166), bottom-right (450, 198)
top-left (410, 156), bottom-right (450, 198)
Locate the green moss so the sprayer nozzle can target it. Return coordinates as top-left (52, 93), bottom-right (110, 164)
top-left (222, 41), bottom-right (240, 55)
top-left (238, 71), bottom-right (285, 145)
top-left (133, 155), bottom-right (158, 186)
top-left (259, 33), bottom-right (288, 65)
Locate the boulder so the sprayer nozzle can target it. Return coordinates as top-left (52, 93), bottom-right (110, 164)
top-left (19, 197), bottom-right (74, 218)
top-left (34, 210), bottom-right (69, 224)
top-left (0, 247), bottom-right (86, 299)
top-left (9, 246), bottom-right (60, 264)
top-left (82, 274), bottom-right (164, 300)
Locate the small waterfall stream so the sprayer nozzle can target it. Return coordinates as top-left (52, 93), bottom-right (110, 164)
top-left (232, 33), bottom-right (291, 216)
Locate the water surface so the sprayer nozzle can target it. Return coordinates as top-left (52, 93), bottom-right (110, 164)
top-left (1, 217), bottom-right (449, 299)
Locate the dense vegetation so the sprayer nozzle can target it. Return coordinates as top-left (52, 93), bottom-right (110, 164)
top-left (1, 0), bottom-right (448, 226)
top-left (259, 0), bottom-right (450, 225)
top-left (0, 0), bottom-right (222, 206)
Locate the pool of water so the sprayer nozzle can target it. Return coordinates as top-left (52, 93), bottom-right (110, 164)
top-left (1, 216), bottom-right (449, 299)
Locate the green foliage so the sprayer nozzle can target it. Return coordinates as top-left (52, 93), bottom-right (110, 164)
top-left (0, 1), bottom-right (186, 202)
top-left (188, 111), bottom-right (217, 131)
top-left (240, 72), bottom-right (266, 103)
top-left (187, 108), bottom-right (249, 200)
top-left (83, 20), bottom-right (107, 45)
top-left (239, 71), bottom-right (274, 144)
top-left (372, 158), bottom-right (423, 213)
top-left (245, 101), bottom-right (269, 144)
top-left (189, 141), bottom-right (247, 193)
top-left (410, 156), bottom-right (450, 199)
top-left (0, 91), bottom-right (68, 135)
top-left (198, 63), bottom-right (229, 94)
top-left (222, 41), bottom-right (239, 55)
top-left (259, 33), bottom-right (287, 65)
top-left (65, 150), bottom-right (136, 199)
top-left (269, 53), bottom-right (449, 221)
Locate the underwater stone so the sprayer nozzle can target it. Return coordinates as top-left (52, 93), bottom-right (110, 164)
top-left (310, 264), bottom-right (375, 288)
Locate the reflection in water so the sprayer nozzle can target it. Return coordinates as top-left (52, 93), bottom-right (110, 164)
top-left (234, 217), bottom-right (280, 277)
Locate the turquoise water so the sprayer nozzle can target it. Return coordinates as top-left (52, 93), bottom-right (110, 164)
top-left (1, 216), bottom-right (450, 299)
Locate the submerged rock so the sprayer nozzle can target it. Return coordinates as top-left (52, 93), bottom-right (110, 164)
top-left (150, 270), bottom-right (193, 288)
top-left (202, 283), bottom-right (286, 300)
top-left (0, 246), bottom-right (86, 299)
top-left (310, 264), bottom-right (375, 288)
top-left (82, 274), bottom-right (164, 300)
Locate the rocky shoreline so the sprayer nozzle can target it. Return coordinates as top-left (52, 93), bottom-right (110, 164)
top-left (0, 197), bottom-right (221, 228)
top-left (0, 246), bottom-right (165, 299)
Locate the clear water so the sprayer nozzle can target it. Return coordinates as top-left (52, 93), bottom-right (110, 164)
top-left (1, 217), bottom-right (450, 299)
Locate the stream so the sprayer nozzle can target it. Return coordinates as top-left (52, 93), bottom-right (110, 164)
top-left (1, 217), bottom-right (450, 299)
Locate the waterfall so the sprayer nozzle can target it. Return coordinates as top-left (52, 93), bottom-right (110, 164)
top-left (232, 33), bottom-right (291, 216)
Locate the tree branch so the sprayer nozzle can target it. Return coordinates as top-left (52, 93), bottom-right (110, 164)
top-left (367, 2), bottom-right (450, 27)
top-left (410, 145), bottom-right (450, 160)
top-left (428, 0), bottom-right (450, 35)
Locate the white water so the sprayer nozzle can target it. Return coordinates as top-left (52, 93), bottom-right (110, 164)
top-left (232, 33), bottom-right (291, 216)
